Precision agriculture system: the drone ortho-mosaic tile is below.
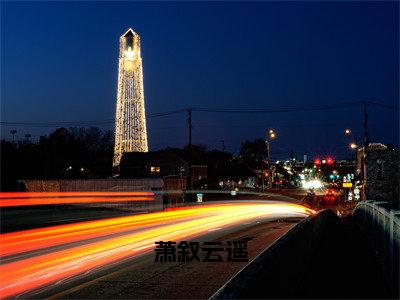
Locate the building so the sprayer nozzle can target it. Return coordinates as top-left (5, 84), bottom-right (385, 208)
top-left (113, 28), bottom-right (148, 168)
top-left (120, 148), bottom-right (207, 189)
top-left (210, 163), bottom-right (257, 190)
top-left (357, 143), bottom-right (399, 208)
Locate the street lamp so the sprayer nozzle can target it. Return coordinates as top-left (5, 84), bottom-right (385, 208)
top-left (266, 129), bottom-right (277, 190)
top-left (268, 129), bottom-right (276, 140)
top-left (344, 128), bottom-right (358, 161)
top-left (266, 129), bottom-right (276, 163)
top-left (350, 142), bottom-right (357, 150)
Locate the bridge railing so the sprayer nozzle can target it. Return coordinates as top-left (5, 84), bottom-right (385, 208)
top-left (353, 200), bottom-right (400, 295)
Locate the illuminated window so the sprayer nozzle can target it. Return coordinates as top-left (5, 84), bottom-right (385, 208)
top-left (150, 166), bottom-right (160, 174)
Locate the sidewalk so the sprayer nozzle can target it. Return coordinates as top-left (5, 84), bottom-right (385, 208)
top-left (215, 211), bottom-right (393, 299)
top-left (296, 216), bottom-right (392, 299)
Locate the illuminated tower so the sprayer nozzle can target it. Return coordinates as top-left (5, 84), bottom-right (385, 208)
top-left (113, 28), bottom-right (148, 168)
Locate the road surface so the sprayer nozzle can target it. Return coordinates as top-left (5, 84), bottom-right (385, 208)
top-left (0, 200), bottom-right (313, 298)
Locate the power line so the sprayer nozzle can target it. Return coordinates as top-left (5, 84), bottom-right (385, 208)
top-left (367, 101), bottom-right (400, 110)
top-left (0, 109), bottom-right (187, 127)
top-left (192, 101), bottom-right (363, 113)
top-left (1, 101), bottom-right (396, 128)
top-left (148, 108), bottom-right (187, 118)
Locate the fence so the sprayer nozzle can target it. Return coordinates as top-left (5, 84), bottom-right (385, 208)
top-left (352, 200), bottom-right (400, 296)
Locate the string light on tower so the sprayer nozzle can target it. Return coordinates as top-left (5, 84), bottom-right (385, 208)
top-left (113, 28), bottom-right (149, 168)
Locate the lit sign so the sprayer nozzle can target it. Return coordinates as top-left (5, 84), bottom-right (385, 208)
top-left (196, 193), bottom-right (203, 202)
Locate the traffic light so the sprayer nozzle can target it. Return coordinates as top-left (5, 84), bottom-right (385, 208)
top-left (326, 157), bottom-right (333, 165)
top-left (314, 159), bottom-right (321, 165)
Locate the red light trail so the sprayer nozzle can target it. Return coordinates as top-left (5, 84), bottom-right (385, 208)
top-left (0, 201), bottom-right (313, 298)
top-left (0, 191), bottom-right (154, 207)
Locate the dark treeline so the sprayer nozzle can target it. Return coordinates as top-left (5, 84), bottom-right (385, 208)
top-left (1, 127), bottom-right (270, 191)
top-left (1, 127), bottom-right (114, 191)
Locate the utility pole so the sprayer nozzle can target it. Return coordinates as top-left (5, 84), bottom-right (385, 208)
top-left (261, 142), bottom-right (265, 192)
top-left (363, 101), bottom-right (369, 147)
top-left (187, 108), bottom-right (192, 151)
top-left (187, 108), bottom-right (193, 194)
top-left (10, 130), bottom-right (17, 143)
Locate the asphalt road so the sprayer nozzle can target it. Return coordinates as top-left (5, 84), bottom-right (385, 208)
top-left (38, 218), bottom-right (298, 299)
top-left (0, 200), bottom-right (312, 299)
top-left (1, 192), bottom-right (299, 233)
top-left (1, 205), bottom-right (135, 233)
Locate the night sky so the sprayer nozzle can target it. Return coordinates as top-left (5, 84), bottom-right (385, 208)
top-left (1, 1), bottom-right (399, 160)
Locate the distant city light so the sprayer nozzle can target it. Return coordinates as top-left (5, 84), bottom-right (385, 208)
top-left (302, 179), bottom-right (323, 189)
top-left (350, 143), bottom-right (357, 149)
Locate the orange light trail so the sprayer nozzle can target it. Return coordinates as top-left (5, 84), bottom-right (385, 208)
top-left (0, 201), bottom-right (313, 298)
top-left (0, 191), bottom-right (154, 207)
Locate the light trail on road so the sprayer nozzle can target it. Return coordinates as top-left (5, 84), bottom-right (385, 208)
top-left (0, 191), bottom-right (154, 207)
top-left (0, 201), bottom-right (313, 298)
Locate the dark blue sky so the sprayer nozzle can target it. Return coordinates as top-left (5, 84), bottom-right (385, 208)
top-left (1, 1), bottom-right (399, 159)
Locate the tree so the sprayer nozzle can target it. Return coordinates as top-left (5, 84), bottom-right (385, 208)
top-left (0, 127), bottom-right (114, 191)
top-left (183, 144), bottom-right (207, 156)
top-left (239, 139), bottom-right (266, 169)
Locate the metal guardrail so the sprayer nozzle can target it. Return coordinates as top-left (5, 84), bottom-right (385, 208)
top-left (353, 200), bottom-right (400, 295)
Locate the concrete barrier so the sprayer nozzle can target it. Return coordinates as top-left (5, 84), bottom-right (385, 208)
top-left (353, 201), bottom-right (400, 297)
top-left (212, 209), bottom-right (338, 299)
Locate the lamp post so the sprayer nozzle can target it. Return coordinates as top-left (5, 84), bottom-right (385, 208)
top-left (267, 129), bottom-right (276, 163)
top-left (266, 129), bottom-right (276, 189)
top-left (344, 128), bottom-right (358, 161)
top-left (344, 129), bottom-right (359, 204)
